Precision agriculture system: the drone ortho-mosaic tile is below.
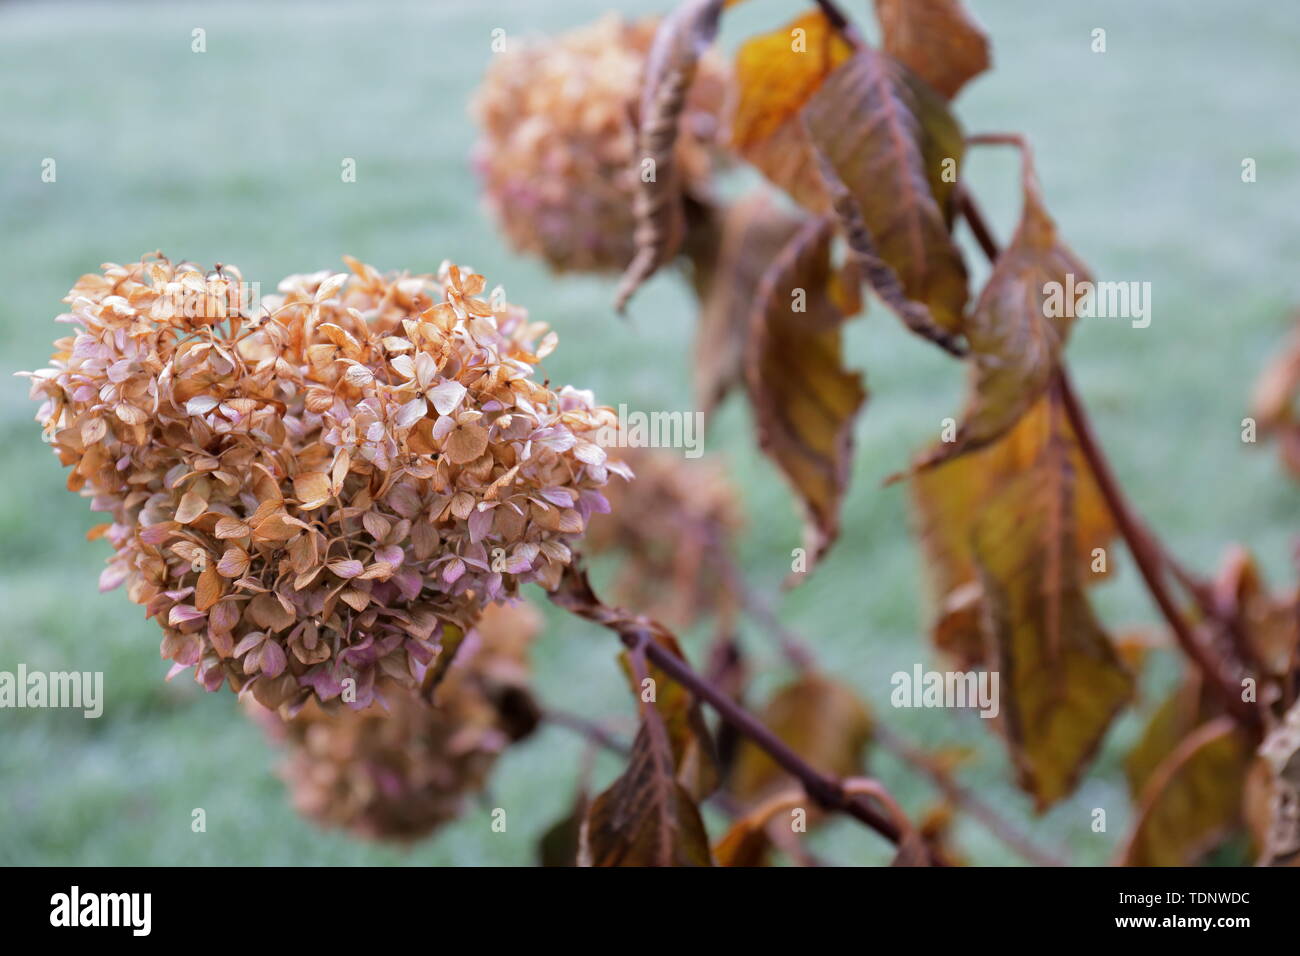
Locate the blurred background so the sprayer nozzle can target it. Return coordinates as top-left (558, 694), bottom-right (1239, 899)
top-left (1, 0), bottom-right (1298, 865)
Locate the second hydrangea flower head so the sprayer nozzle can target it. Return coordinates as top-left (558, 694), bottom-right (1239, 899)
top-left (25, 254), bottom-right (629, 713)
top-left (471, 14), bottom-right (729, 273)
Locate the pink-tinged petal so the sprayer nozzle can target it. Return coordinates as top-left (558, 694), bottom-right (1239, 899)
top-left (395, 397), bottom-right (426, 429)
top-left (374, 545), bottom-right (404, 567)
top-left (168, 604), bottom-right (206, 626)
top-left (574, 441), bottom-right (607, 466)
top-left (504, 553), bottom-right (533, 574)
top-left (431, 414), bottom-right (456, 441)
top-left (533, 427), bottom-right (576, 452)
top-left (165, 662), bottom-right (190, 682)
top-left (107, 358), bottom-right (134, 383)
top-left (260, 640), bottom-right (287, 678)
top-left (199, 662), bottom-right (226, 692)
top-left (138, 522), bottom-right (177, 546)
top-left (442, 557), bottom-right (465, 584)
top-left (467, 506), bottom-right (494, 543)
top-left (539, 487), bottom-right (574, 507)
top-left (232, 631), bottom-right (267, 658)
top-left (393, 570), bottom-right (423, 602)
top-left (428, 379), bottom-right (467, 415)
top-left (99, 564), bottom-right (129, 592)
top-left (186, 395), bottom-right (219, 415)
top-left (328, 559), bottom-right (365, 579)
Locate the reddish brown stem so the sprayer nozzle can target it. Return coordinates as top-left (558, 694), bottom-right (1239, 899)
top-left (630, 629), bottom-right (942, 861)
top-left (549, 569), bottom-right (942, 864)
top-left (1061, 369), bottom-right (1257, 729)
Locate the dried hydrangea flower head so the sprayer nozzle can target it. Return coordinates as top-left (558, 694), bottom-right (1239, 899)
top-left (585, 446), bottom-right (742, 630)
top-left (23, 253), bottom-right (623, 712)
top-left (248, 601), bottom-right (543, 841)
top-left (471, 14), bottom-right (727, 273)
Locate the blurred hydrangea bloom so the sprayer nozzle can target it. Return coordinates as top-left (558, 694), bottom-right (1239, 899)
top-left (248, 601), bottom-right (542, 841)
top-left (471, 14), bottom-right (728, 273)
top-left (22, 253), bottom-right (626, 712)
top-left (585, 446), bottom-right (742, 629)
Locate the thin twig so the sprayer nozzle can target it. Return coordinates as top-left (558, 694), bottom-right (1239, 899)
top-left (542, 708), bottom-right (631, 757)
top-left (1059, 369), bottom-right (1257, 729)
top-left (632, 629), bottom-right (945, 862)
top-left (873, 724), bottom-right (1070, 867)
top-left (549, 568), bottom-right (945, 864)
top-left (712, 545), bottom-right (815, 672)
top-left (717, 534), bottom-right (1068, 865)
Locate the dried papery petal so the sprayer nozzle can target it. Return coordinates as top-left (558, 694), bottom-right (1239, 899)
top-left (470, 14), bottom-right (728, 273)
top-left (24, 254), bottom-right (622, 710)
top-left (247, 601), bottom-right (543, 841)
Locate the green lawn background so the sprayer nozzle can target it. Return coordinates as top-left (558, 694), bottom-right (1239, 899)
top-left (1, 0), bottom-right (1297, 865)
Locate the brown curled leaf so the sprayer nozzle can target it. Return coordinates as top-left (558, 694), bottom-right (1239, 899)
top-left (803, 49), bottom-right (969, 346)
top-left (916, 141), bottom-right (1090, 469)
top-left (615, 0), bottom-right (726, 312)
top-left (745, 218), bottom-right (867, 579)
top-left (579, 723), bottom-right (714, 866)
top-left (973, 386), bottom-right (1133, 809)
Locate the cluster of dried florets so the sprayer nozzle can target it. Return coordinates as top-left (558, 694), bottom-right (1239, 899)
top-left (23, 253), bottom-right (624, 712)
top-left (585, 446), bottom-right (742, 629)
top-left (470, 14), bottom-right (728, 273)
top-left (248, 601), bottom-right (542, 841)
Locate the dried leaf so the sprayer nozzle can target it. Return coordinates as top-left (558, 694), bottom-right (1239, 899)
top-left (579, 724), bottom-right (714, 866)
top-left (712, 817), bottom-right (772, 867)
top-left (874, 0), bottom-right (990, 99)
top-left (803, 49), bottom-right (969, 344)
top-left (712, 789), bottom-right (805, 867)
top-left (619, 631), bottom-right (720, 801)
top-left (1252, 311), bottom-right (1300, 432)
top-left (910, 390), bottom-right (1115, 666)
top-left (421, 623), bottom-right (468, 702)
top-left (1212, 545), bottom-right (1299, 679)
top-left (538, 790), bottom-right (588, 868)
top-left (918, 147), bottom-right (1089, 467)
top-left (1119, 717), bottom-right (1251, 866)
top-left (972, 389), bottom-right (1133, 809)
top-left (727, 9), bottom-right (853, 212)
top-left (745, 219), bottom-right (866, 577)
top-left (1125, 675), bottom-right (1216, 799)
